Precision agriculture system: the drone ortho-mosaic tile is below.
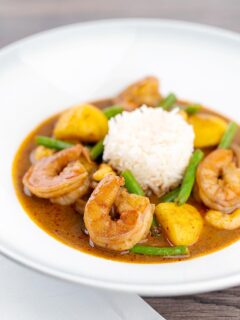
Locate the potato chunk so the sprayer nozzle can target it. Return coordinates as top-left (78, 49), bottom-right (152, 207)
top-left (188, 114), bottom-right (227, 148)
top-left (178, 110), bottom-right (188, 121)
top-left (30, 146), bottom-right (55, 164)
top-left (93, 163), bottom-right (116, 182)
top-left (54, 104), bottom-right (108, 143)
top-left (155, 203), bottom-right (203, 246)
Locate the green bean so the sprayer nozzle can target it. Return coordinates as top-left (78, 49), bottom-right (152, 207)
top-left (151, 215), bottom-right (158, 227)
top-left (184, 104), bottom-right (202, 115)
top-left (159, 187), bottom-right (180, 203)
top-left (176, 150), bottom-right (204, 205)
top-left (90, 139), bottom-right (104, 160)
top-left (158, 93), bottom-right (177, 110)
top-left (150, 216), bottom-right (161, 237)
top-left (218, 122), bottom-right (238, 149)
top-left (36, 136), bottom-right (74, 150)
top-left (103, 105), bottom-right (123, 119)
top-left (121, 170), bottom-right (144, 196)
top-left (130, 245), bottom-right (189, 256)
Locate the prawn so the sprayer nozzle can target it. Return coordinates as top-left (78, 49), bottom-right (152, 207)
top-left (50, 177), bottom-right (90, 206)
top-left (205, 209), bottom-right (240, 230)
top-left (114, 76), bottom-right (161, 110)
top-left (84, 174), bottom-right (154, 251)
top-left (23, 144), bottom-right (91, 204)
top-left (196, 149), bottom-right (240, 213)
top-left (232, 143), bottom-right (240, 167)
top-left (75, 198), bottom-right (87, 215)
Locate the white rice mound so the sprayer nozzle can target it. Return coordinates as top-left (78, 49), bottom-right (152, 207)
top-left (103, 106), bottom-right (194, 196)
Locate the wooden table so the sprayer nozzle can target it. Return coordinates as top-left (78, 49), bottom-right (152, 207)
top-left (1, 1), bottom-right (240, 319)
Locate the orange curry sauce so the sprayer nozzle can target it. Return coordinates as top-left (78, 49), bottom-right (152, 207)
top-left (12, 100), bottom-right (240, 263)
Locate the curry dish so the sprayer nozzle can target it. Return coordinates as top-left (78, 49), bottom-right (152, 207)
top-left (13, 77), bottom-right (240, 263)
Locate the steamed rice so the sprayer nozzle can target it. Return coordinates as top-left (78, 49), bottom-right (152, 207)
top-left (103, 106), bottom-right (194, 196)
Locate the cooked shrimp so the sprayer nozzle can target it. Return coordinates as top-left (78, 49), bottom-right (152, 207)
top-left (205, 209), bottom-right (240, 230)
top-left (51, 177), bottom-right (90, 205)
top-left (197, 149), bottom-right (240, 213)
top-left (23, 145), bottom-right (91, 203)
top-left (232, 143), bottom-right (240, 167)
top-left (75, 198), bottom-right (87, 215)
top-left (84, 174), bottom-right (154, 251)
top-left (114, 76), bottom-right (161, 111)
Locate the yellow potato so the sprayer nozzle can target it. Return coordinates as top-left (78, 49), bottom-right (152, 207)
top-left (178, 110), bottom-right (188, 121)
top-left (155, 203), bottom-right (203, 246)
top-left (32, 146), bottom-right (55, 163)
top-left (188, 114), bottom-right (227, 148)
top-left (54, 104), bottom-right (108, 143)
top-left (93, 163), bottom-right (116, 181)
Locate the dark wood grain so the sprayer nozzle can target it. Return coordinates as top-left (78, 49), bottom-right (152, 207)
top-left (1, 1), bottom-right (240, 319)
top-left (145, 287), bottom-right (240, 319)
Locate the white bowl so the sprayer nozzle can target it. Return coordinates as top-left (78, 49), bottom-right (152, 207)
top-left (0, 19), bottom-right (240, 296)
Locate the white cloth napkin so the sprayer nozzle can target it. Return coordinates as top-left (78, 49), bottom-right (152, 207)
top-left (0, 255), bottom-right (164, 320)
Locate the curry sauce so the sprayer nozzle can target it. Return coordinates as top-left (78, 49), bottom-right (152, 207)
top-left (12, 100), bottom-right (240, 263)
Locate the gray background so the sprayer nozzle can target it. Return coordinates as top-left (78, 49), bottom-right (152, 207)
top-left (1, 0), bottom-right (240, 319)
